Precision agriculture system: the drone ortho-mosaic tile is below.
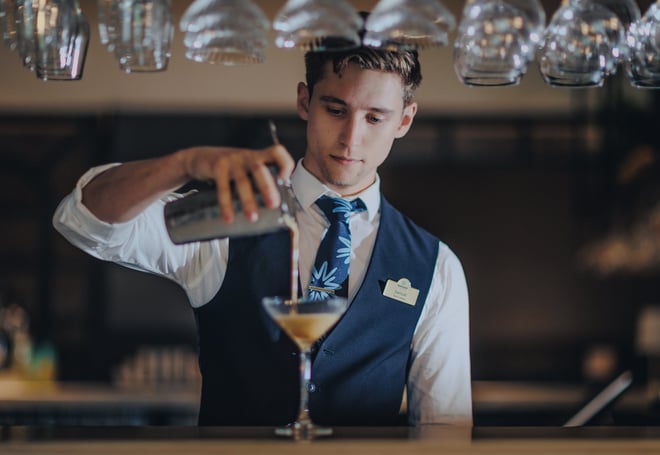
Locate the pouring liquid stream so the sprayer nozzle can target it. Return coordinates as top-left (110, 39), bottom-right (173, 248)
top-left (283, 214), bottom-right (300, 305)
top-left (268, 119), bottom-right (301, 308)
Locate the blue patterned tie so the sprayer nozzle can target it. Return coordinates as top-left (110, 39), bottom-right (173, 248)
top-left (308, 196), bottom-right (366, 301)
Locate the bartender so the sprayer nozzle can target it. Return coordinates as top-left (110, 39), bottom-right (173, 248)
top-left (53, 29), bottom-right (472, 426)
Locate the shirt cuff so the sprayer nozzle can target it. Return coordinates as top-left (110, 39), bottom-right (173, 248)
top-left (67, 163), bottom-right (135, 243)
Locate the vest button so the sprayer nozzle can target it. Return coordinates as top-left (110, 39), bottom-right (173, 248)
top-left (307, 382), bottom-right (317, 393)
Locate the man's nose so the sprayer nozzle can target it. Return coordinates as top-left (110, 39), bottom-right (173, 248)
top-left (339, 116), bottom-right (363, 148)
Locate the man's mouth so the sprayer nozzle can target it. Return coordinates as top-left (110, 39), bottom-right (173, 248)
top-left (330, 155), bottom-right (361, 164)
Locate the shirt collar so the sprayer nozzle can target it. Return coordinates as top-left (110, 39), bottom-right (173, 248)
top-left (291, 159), bottom-right (381, 222)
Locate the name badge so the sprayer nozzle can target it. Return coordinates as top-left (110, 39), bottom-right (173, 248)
top-left (383, 278), bottom-right (419, 306)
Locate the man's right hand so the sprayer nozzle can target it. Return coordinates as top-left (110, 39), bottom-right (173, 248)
top-left (177, 144), bottom-right (294, 223)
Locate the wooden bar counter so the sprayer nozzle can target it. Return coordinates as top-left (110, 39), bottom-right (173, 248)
top-left (2, 379), bottom-right (659, 454)
top-left (2, 425), bottom-right (660, 454)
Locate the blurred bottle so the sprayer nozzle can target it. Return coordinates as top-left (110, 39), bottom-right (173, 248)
top-left (113, 345), bottom-right (200, 391)
top-left (583, 344), bottom-right (619, 386)
top-left (0, 291), bottom-right (57, 380)
top-left (581, 343), bottom-right (620, 425)
top-left (0, 327), bottom-right (11, 370)
top-left (636, 305), bottom-right (660, 406)
top-left (0, 292), bottom-right (32, 376)
top-left (31, 342), bottom-right (57, 381)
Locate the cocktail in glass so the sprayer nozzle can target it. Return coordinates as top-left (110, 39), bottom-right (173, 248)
top-left (262, 295), bottom-right (349, 440)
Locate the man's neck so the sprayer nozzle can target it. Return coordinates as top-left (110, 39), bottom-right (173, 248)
top-left (300, 158), bottom-right (376, 198)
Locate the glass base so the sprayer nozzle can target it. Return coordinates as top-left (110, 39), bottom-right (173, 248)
top-left (541, 73), bottom-right (604, 88)
top-left (274, 422), bottom-right (333, 440)
top-left (458, 74), bottom-right (522, 87)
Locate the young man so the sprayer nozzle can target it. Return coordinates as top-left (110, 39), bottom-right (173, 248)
top-left (53, 44), bottom-right (472, 426)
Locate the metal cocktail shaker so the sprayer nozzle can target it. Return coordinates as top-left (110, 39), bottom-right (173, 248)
top-left (163, 174), bottom-right (299, 244)
top-left (164, 120), bottom-right (297, 244)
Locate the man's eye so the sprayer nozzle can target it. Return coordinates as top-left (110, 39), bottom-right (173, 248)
top-left (326, 106), bottom-right (344, 116)
top-left (368, 115), bottom-right (384, 123)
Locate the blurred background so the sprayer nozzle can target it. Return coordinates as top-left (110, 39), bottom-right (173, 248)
top-left (0, 0), bottom-right (659, 426)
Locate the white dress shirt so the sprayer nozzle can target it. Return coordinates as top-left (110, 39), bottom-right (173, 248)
top-left (53, 160), bottom-right (472, 425)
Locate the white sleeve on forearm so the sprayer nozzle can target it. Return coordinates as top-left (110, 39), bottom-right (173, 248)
top-left (52, 164), bottom-right (228, 308)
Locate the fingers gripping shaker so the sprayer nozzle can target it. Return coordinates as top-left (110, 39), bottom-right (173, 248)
top-left (163, 121), bottom-right (298, 244)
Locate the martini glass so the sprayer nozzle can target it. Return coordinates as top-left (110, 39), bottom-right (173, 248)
top-left (262, 295), bottom-right (349, 440)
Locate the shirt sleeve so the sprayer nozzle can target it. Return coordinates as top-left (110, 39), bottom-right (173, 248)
top-left (51, 164), bottom-right (228, 308)
top-left (407, 242), bottom-right (473, 425)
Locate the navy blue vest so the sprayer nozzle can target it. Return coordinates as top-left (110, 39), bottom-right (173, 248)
top-left (194, 197), bottom-right (439, 426)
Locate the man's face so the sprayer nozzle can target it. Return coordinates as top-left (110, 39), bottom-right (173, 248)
top-left (297, 62), bottom-right (417, 196)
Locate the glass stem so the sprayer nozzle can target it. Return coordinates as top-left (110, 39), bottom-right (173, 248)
top-left (296, 348), bottom-right (313, 426)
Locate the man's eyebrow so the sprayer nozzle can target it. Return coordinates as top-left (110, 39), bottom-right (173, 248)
top-left (319, 95), bottom-right (395, 115)
top-left (319, 95), bottom-right (347, 105)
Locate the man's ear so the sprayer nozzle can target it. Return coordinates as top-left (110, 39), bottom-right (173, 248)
top-left (395, 102), bottom-right (417, 139)
top-left (297, 82), bottom-right (310, 120)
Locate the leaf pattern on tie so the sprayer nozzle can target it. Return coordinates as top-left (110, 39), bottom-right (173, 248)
top-left (337, 235), bottom-right (351, 264)
top-left (309, 261), bottom-right (341, 301)
top-left (331, 198), bottom-right (354, 221)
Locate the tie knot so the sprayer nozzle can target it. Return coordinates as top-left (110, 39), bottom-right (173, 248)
top-left (315, 195), bottom-right (365, 223)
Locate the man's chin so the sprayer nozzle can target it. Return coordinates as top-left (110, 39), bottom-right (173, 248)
top-left (324, 173), bottom-right (371, 195)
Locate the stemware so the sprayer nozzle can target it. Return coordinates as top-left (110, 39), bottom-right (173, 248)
top-left (502, 0), bottom-right (547, 60)
top-left (538, 0), bottom-right (625, 87)
top-left (113, 0), bottom-right (173, 73)
top-left (261, 295), bottom-right (349, 440)
top-left (34, 0), bottom-right (89, 81)
top-left (0, 0), bottom-right (18, 51)
top-left (15, 0), bottom-right (38, 71)
top-left (180, 0), bottom-right (269, 65)
top-left (625, 0), bottom-right (660, 88)
top-left (364, 0), bottom-right (456, 50)
top-left (273, 0), bottom-right (363, 52)
top-left (97, 0), bottom-right (120, 52)
top-left (590, 0), bottom-right (640, 28)
top-left (454, 0), bottom-right (545, 86)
